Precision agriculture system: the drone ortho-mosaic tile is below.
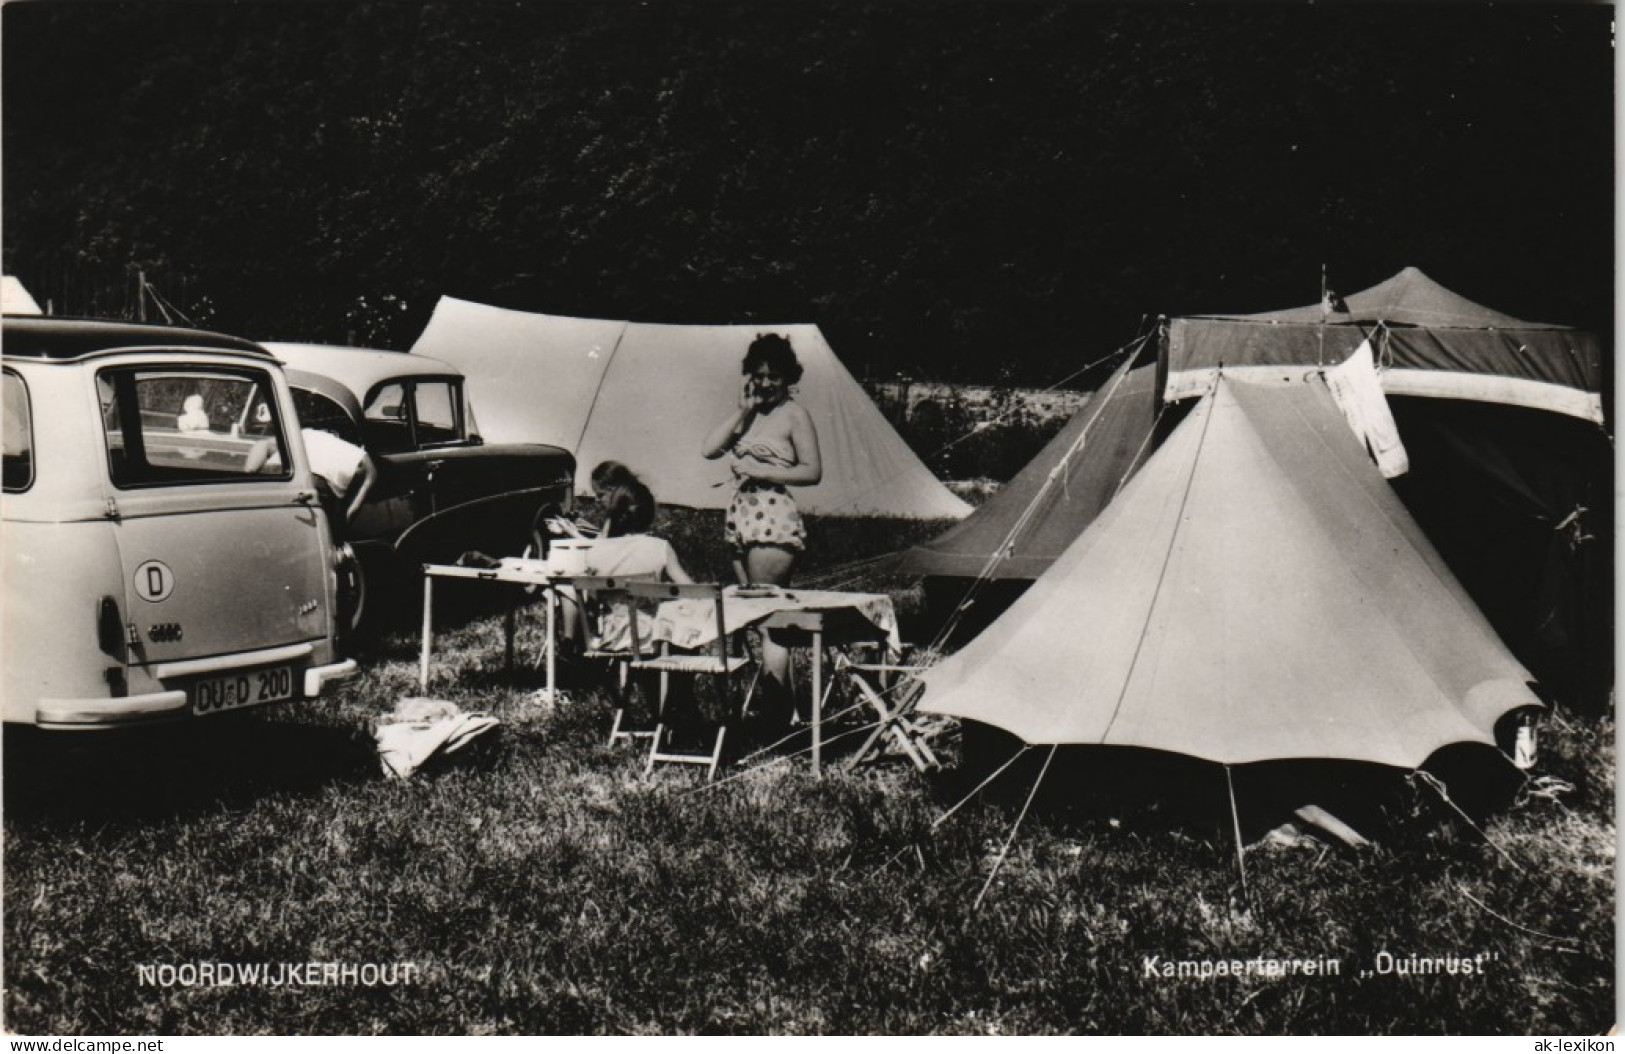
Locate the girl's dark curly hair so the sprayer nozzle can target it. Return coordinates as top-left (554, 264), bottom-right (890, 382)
top-left (742, 333), bottom-right (803, 386)
top-left (590, 459), bottom-right (637, 496)
top-left (602, 479), bottom-right (656, 537)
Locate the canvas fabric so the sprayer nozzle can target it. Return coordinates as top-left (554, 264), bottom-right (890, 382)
top-left (899, 355), bottom-right (1161, 581)
top-left (1162, 267), bottom-right (1604, 423)
top-left (916, 374), bottom-right (1539, 768)
top-left (2, 276), bottom-right (41, 315)
top-left (410, 297), bottom-right (970, 520)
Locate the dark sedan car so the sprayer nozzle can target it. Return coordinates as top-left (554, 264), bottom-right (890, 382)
top-left (261, 342), bottom-right (575, 616)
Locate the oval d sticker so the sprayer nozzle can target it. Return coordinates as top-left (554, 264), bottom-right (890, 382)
top-left (133, 560), bottom-right (175, 602)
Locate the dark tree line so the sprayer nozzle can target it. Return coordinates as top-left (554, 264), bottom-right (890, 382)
top-left (4, 2), bottom-right (1613, 386)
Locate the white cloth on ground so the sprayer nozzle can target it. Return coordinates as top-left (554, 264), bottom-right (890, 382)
top-left (374, 697), bottom-right (501, 779)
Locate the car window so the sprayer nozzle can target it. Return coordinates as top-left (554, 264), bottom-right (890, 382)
top-left (292, 388), bottom-right (362, 446)
top-left (362, 382), bottom-right (414, 453)
top-left (3, 370), bottom-right (33, 492)
top-left (413, 381), bottom-right (462, 446)
top-left (97, 366), bottom-right (292, 487)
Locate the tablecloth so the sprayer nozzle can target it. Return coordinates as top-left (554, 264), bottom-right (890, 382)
top-left (648, 586), bottom-right (900, 654)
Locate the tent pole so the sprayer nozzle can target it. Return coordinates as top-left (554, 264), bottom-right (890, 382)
top-left (1224, 765), bottom-right (1249, 898)
top-left (1318, 263), bottom-right (1326, 365)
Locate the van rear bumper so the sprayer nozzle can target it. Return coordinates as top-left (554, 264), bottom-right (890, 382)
top-left (35, 658), bottom-right (358, 730)
top-left (305, 659), bottom-right (358, 696)
top-left (37, 691), bottom-right (191, 729)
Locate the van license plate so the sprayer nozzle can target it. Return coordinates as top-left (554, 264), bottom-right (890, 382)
top-left (192, 666), bottom-right (296, 715)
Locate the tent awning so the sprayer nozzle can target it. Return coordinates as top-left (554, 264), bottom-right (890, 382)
top-left (1162, 268), bottom-right (1604, 424)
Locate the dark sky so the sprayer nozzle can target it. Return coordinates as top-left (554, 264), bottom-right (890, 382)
top-left (3, 2), bottom-right (1614, 385)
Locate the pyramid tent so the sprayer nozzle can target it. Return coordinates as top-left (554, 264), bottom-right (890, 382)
top-left (1162, 268), bottom-right (1611, 708)
top-left (916, 373), bottom-right (1540, 768)
top-left (1161, 266), bottom-right (1604, 424)
top-left (898, 353), bottom-right (1161, 582)
top-left (2, 276), bottom-right (42, 315)
top-left (410, 297), bottom-right (970, 520)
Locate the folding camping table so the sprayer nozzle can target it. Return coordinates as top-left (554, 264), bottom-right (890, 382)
top-left (418, 541), bottom-right (595, 699)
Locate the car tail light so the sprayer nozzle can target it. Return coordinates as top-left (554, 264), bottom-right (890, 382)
top-left (332, 543), bottom-right (365, 637)
top-left (96, 595), bottom-right (124, 658)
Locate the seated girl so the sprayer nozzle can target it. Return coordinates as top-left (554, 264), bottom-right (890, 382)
top-left (582, 478), bottom-right (691, 583)
top-left (545, 460), bottom-right (639, 541)
top-left (565, 477), bottom-right (693, 655)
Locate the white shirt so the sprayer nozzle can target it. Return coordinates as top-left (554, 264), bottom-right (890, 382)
top-left (582, 533), bottom-right (679, 578)
top-left (301, 428), bottom-right (367, 496)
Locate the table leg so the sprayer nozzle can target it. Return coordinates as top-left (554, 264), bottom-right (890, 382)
top-left (419, 575), bottom-right (434, 689)
top-left (545, 587), bottom-right (557, 700)
top-left (811, 627), bottom-right (823, 776)
top-left (504, 602), bottom-right (517, 673)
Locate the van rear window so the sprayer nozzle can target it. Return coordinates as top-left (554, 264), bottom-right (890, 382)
top-left (98, 366), bottom-right (293, 487)
top-left (3, 370), bottom-right (33, 492)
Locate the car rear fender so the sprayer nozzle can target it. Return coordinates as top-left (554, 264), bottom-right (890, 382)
top-left (391, 483), bottom-right (574, 564)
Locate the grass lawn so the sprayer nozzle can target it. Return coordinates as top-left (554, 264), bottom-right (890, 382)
top-left (3, 509), bottom-right (1614, 1035)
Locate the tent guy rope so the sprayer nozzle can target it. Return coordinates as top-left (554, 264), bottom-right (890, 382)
top-left (972, 743), bottom-right (1058, 913)
top-left (1410, 770), bottom-right (1526, 874)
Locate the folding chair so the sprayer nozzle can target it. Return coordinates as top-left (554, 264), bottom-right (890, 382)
top-left (552, 575), bottom-right (645, 747)
top-left (620, 580), bottom-right (753, 781)
top-left (837, 649), bottom-right (942, 773)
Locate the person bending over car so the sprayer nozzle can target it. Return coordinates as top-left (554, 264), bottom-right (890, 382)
top-left (302, 426), bottom-right (375, 528)
top-left (244, 425), bottom-right (373, 532)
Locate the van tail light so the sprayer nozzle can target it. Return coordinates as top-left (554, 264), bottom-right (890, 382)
top-left (96, 595), bottom-right (124, 658)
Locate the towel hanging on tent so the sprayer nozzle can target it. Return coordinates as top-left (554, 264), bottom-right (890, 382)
top-left (1326, 339), bottom-right (1410, 478)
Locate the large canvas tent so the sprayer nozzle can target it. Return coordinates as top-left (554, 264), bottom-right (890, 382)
top-left (1161, 266), bottom-right (1604, 423)
top-left (896, 352), bottom-right (1164, 643)
top-left (898, 353), bottom-right (1161, 584)
top-left (410, 297), bottom-right (970, 520)
top-left (3, 276), bottom-right (42, 315)
top-left (916, 373), bottom-right (1541, 769)
top-left (1159, 268), bottom-right (1611, 707)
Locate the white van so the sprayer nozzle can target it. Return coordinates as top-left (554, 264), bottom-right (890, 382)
top-left (2, 317), bottom-right (356, 729)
